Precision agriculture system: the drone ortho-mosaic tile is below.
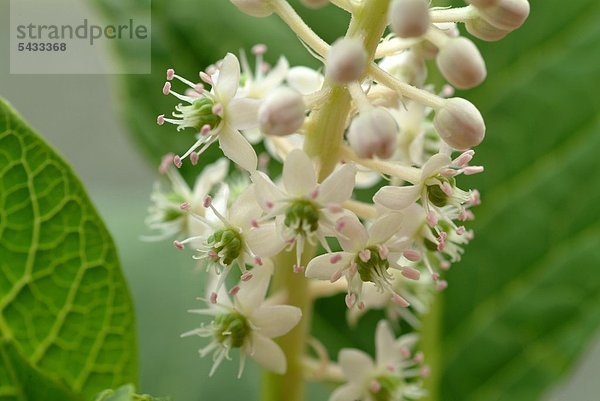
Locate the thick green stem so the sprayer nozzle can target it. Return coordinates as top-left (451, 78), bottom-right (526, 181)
top-left (261, 1), bottom-right (391, 400)
top-left (420, 292), bottom-right (443, 401)
top-left (261, 249), bottom-right (313, 401)
top-left (304, 0), bottom-right (391, 181)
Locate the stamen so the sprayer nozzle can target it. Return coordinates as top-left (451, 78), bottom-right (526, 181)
top-left (166, 68), bottom-right (175, 80)
top-left (162, 82), bottom-right (171, 95)
top-left (157, 114), bottom-right (165, 125)
top-left (190, 152), bottom-right (199, 166)
top-left (174, 240), bottom-right (185, 250)
top-left (401, 267), bottom-right (421, 281)
top-left (210, 292), bottom-right (218, 304)
top-left (403, 250), bottom-right (421, 262)
top-left (173, 155), bottom-right (183, 168)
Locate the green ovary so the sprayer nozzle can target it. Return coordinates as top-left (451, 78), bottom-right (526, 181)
top-left (214, 312), bottom-right (250, 348)
top-left (207, 228), bottom-right (243, 265)
top-left (181, 97), bottom-right (222, 130)
top-left (284, 199), bottom-right (319, 235)
top-left (370, 374), bottom-right (403, 401)
top-left (355, 246), bottom-right (390, 283)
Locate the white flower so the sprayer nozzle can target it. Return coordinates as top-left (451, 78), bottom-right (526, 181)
top-left (175, 184), bottom-right (284, 301)
top-left (239, 45), bottom-right (289, 100)
top-left (347, 271), bottom-right (436, 328)
top-left (158, 53), bottom-right (259, 171)
top-left (144, 156), bottom-right (229, 241)
top-left (330, 320), bottom-right (426, 401)
top-left (286, 66), bottom-right (324, 95)
top-left (305, 213), bottom-right (418, 309)
top-left (251, 149), bottom-right (356, 271)
top-left (182, 262), bottom-right (302, 377)
top-left (374, 151), bottom-right (482, 252)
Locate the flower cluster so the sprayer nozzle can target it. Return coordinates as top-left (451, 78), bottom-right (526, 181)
top-left (147, 0), bottom-right (528, 399)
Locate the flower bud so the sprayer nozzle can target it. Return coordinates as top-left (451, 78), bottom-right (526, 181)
top-left (466, 0), bottom-right (500, 7)
top-left (436, 37), bottom-right (486, 89)
top-left (434, 98), bottom-right (485, 150)
top-left (326, 38), bottom-right (367, 84)
top-left (258, 87), bottom-right (306, 136)
top-left (465, 17), bottom-right (510, 41)
top-left (230, 0), bottom-right (273, 17)
top-left (300, 0), bottom-right (329, 8)
top-left (389, 0), bottom-right (431, 38)
top-left (478, 0), bottom-right (530, 31)
top-left (347, 108), bottom-right (398, 159)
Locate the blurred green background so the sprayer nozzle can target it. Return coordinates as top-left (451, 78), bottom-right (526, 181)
top-left (1, 0), bottom-right (600, 400)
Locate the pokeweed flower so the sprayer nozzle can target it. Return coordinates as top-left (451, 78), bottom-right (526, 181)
top-left (329, 320), bottom-right (427, 401)
top-left (347, 271), bottom-right (436, 329)
top-left (158, 53), bottom-right (259, 171)
top-left (251, 149), bottom-right (356, 271)
top-left (258, 86), bottom-right (306, 136)
top-left (230, 0), bottom-right (273, 17)
top-left (286, 66), bottom-right (324, 95)
top-left (182, 262), bottom-right (302, 377)
top-left (175, 184), bottom-right (284, 301)
top-left (306, 213), bottom-right (418, 310)
top-left (433, 97), bottom-right (486, 150)
top-left (374, 151), bottom-right (482, 257)
top-left (239, 45), bottom-right (289, 100)
top-left (347, 108), bottom-right (398, 160)
top-left (144, 156), bottom-right (229, 241)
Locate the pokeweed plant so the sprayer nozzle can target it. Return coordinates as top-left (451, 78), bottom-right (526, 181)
top-left (146, 1), bottom-right (530, 401)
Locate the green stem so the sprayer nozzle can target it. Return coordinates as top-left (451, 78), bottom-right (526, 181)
top-left (261, 1), bottom-right (391, 400)
top-left (304, 0), bottom-right (391, 181)
top-left (420, 292), bottom-right (443, 401)
top-left (261, 249), bottom-right (313, 401)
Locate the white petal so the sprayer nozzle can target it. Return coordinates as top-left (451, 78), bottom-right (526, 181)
top-left (373, 185), bottom-right (420, 210)
top-left (375, 320), bottom-right (397, 367)
top-left (219, 125), bottom-right (258, 172)
top-left (260, 56), bottom-right (289, 94)
top-left (192, 158), bottom-right (229, 204)
top-left (339, 349), bottom-right (374, 383)
top-left (318, 164), bottom-right (356, 204)
top-left (216, 53), bottom-right (240, 103)
top-left (228, 98), bottom-right (261, 130)
top-left (305, 252), bottom-right (353, 280)
top-left (252, 305), bottom-right (302, 338)
top-left (246, 223), bottom-right (286, 257)
top-left (422, 153), bottom-right (452, 178)
top-left (368, 212), bottom-right (403, 245)
top-left (336, 214), bottom-right (368, 252)
top-left (230, 185), bottom-right (262, 228)
top-left (236, 262), bottom-right (273, 313)
top-left (329, 383), bottom-right (364, 401)
top-left (248, 333), bottom-right (286, 374)
top-left (287, 66), bottom-right (324, 95)
top-left (283, 149), bottom-right (317, 196)
top-left (250, 171), bottom-right (286, 211)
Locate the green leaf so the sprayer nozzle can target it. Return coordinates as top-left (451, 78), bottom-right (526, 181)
top-left (89, 0), bottom-right (348, 178)
top-left (0, 340), bottom-right (84, 401)
top-left (435, 0), bottom-right (600, 400)
top-left (0, 98), bottom-right (138, 399)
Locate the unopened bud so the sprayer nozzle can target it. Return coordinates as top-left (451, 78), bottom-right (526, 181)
top-left (465, 17), bottom-right (510, 41)
top-left (326, 38), bottom-right (367, 84)
top-left (300, 0), bottom-right (329, 8)
top-left (230, 0), bottom-right (273, 17)
top-left (478, 0), bottom-right (530, 31)
top-left (434, 98), bottom-right (485, 150)
top-left (347, 108), bottom-right (398, 159)
top-left (258, 87), bottom-right (306, 136)
top-left (436, 37), bottom-right (486, 89)
top-left (389, 0), bottom-right (431, 38)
